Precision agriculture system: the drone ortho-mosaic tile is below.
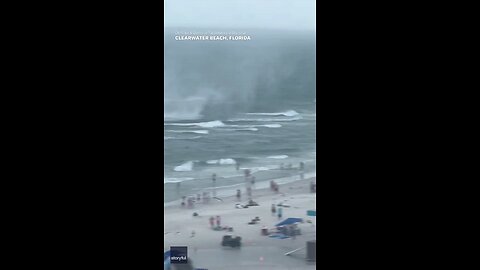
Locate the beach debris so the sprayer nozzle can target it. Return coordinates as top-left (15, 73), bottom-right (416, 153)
top-left (221, 235), bottom-right (242, 248)
top-left (277, 202), bottom-right (291, 207)
top-left (246, 199), bottom-right (259, 206)
top-left (248, 216), bottom-right (261, 225)
top-left (235, 203), bottom-right (247, 209)
top-left (192, 212), bottom-right (199, 217)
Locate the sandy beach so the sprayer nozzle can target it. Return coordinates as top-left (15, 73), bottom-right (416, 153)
top-left (164, 177), bottom-right (317, 270)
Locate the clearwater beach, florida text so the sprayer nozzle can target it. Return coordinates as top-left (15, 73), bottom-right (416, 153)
top-left (175, 35), bottom-right (251, 41)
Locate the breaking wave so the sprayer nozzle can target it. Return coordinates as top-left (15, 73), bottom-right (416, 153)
top-left (226, 116), bottom-right (302, 122)
top-left (165, 130), bottom-right (209, 134)
top-left (174, 161), bottom-right (194, 172)
top-left (267, 155), bottom-right (289, 159)
top-left (206, 158), bottom-right (237, 165)
top-left (245, 110), bottom-right (299, 117)
top-left (164, 177), bottom-right (195, 184)
top-left (165, 120), bottom-right (225, 128)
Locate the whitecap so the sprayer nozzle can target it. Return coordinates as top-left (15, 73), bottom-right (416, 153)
top-left (227, 124), bottom-right (281, 129)
top-left (165, 120), bottom-right (225, 128)
top-left (174, 161), bottom-right (194, 172)
top-left (165, 130), bottom-right (209, 134)
top-left (230, 128), bottom-right (259, 132)
top-left (267, 155), bottom-right (289, 159)
top-left (227, 116), bottom-right (302, 122)
top-left (261, 124), bottom-right (282, 128)
top-left (164, 177), bottom-right (194, 183)
top-left (245, 110), bottom-right (299, 117)
top-left (206, 158), bottom-right (237, 165)
top-left (206, 160), bottom-right (219, 164)
top-left (219, 158), bottom-right (236, 165)
top-left (250, 166), bottom-right (273, 172)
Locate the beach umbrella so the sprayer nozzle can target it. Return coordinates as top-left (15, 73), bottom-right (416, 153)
top-left (275, 217), bottom-right (303, 227)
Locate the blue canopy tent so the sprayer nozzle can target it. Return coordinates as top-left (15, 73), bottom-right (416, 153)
top-left (275, 217), bottom-right (303, 227)
top-left (164, 250), bottom-right (171, 270)
top-left (271, 218), bottom-right (308, 256)
top-left (164, 250), bottom-right (170, 261)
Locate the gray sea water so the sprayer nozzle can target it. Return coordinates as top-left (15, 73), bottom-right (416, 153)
top-left (164, 29), bottom-right (316, 203)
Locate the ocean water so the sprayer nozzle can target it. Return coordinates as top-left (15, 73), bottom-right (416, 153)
top-left (164, 29), bottom-right (316, 203)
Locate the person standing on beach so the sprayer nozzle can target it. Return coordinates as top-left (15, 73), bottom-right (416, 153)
top-left (236, 189), bottom-right (241, 201)
top-left (290, 226), bottom-right (296, 240)
top-left (209, 216), bottom-right (214, 228)
top-left (181, 196), bottom-right (186, 207)
top-left (216, 216), bottom-right (221, 227)
top-left (244, 169), bottom-right (251, 186)
top-left (212, 173), bottom-right (217, 197)
top-left (271, 204), bottom-right (276, 216)
top-left (244, 169), bottom-right (250, 178)
top-left (278, 207), bottom-right (283, 219)
top-left (272, 181), bottom-right (279, 193)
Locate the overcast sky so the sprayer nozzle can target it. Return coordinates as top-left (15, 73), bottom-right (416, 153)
top-left (164, 0), bottom-right (315, 30)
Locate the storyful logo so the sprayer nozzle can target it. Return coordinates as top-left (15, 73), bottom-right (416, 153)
top-left (170, 246), bottom-right (188, 264)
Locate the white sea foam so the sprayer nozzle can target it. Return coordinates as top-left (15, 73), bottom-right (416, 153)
top-left (164, 177), bottom-right (194, 183)
top-left (164, 135), bottom-right (204, 141)
top-left (242, 165), bottom-right (278, 173)
top-left (261, 124), bottom-right (282, 128)
top-left (165, 120), bottom-right (225, 128)
top-left (219, 158), bottom-right (236, 165)
top-left (245, 110), bottom-right (300, 117)
top-left (166, 130), bottom-right (209, 134)
top-left (250, 166), bottom-right (273, 173)
top-left (220, 127), bottom-right (259, 132)
top-left (227, 116), bottom-right (302, 122)
top-left (206, 160), bottom-right (218, 164)
top-left (227, 123), bottom-right (282, 129)
top-left (267, 155), bottom-right (289, 159)
top-left (206, 158), bottom-right (237, 165)
top-left (174, 161), bottom-right (194, 172)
